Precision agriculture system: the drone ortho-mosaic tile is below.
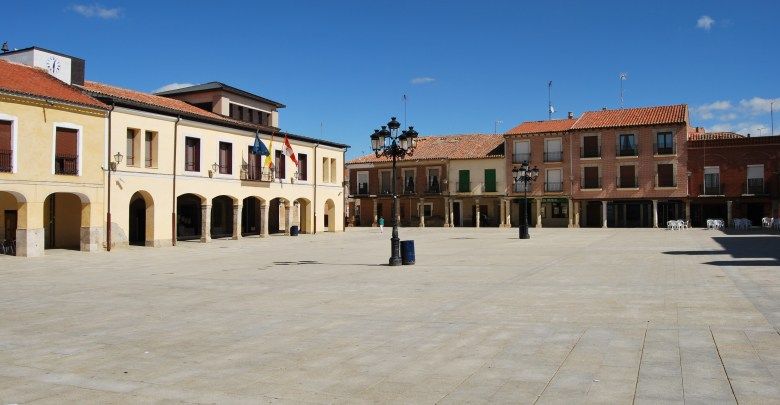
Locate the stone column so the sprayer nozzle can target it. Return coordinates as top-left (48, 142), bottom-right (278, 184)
top-left (233, 204), bottom-right (242, 240)
top-left (652, 199), bottom-right (659, 228)
top-left (475, 198), bottom-right (481, 228)
top-left (568, 198), bottom-right (574, 228)
top-left (685, 201), bottom-right (691, 224)
top-left (260, 203), bottom-right (268, 238)
top-left (443, 198), bottom-right (450, 227)
top-left (448, 198), bottom-right (454, 227)
top-left (601, 201), bottom-right (607, 228)
top-left (201, 204), bottom-right (211, 243)
top-left (535, 198), bottom-right (542, 228)
top-left (498, 199), bottom-right (506, 228)
top-left (15, 228), bottom-right (45, 257)
top-left (372, 199), bottom-right (378, 227)
top-left (574, 201), bottom-right (580, 228)
top-left (419, 198), bottom-right (425, 227)
top-left (284, 203), bottom-right (291, 235)
top-left (726, 200), bottom-right (733, 226)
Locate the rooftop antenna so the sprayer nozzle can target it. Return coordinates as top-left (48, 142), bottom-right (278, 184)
top-left (547, 81), bottom-right (554, 120)
top-left (1, 42), bottom-right (8, 53)
top-left (494, 120), bottom-right (503, 134)
top-left (619, 73), bottom-right (628, 108)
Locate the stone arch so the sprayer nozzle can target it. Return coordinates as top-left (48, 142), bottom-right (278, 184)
top-left (268, 197), bottom-right (291, 235)
top-left (324, 199), bottom-right (336, 232)
top-left (43, 192), bottom-right (91, 250)
top-left (0, 191), bottom-right (26, 256)
top-left (241, 196), bottom-right (266, 236)
top-left (129, 190), bottom-right (154, 246)
top-left (294, 198), bottom-right (312, 234)
top-left (211, 195), bottom-right (237, 239)
top-left (177, 193), bottom-right (205, 241)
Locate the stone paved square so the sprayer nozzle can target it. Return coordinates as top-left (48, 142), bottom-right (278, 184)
top-left (1, 228), bottom-right (779, 404)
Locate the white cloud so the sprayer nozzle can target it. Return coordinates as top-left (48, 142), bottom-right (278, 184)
top-left (697, 15), bottom-right (715, 30)
top-left (153, 82), bottom-right (195, 93)
top-left (695, 100), bottom-right (731, 119)
top-left (69, 4), bottom-right (121, 19)
top-left (738, 97), bottom-right (780, 115)
top-left (410, 77), bottom-right (435, 85)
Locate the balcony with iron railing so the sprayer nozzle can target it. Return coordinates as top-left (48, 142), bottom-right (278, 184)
top-left (0, 149), bottom-right (11, 172)
top-left (512, 153), bottom-right (531, 164)
top-left (580, 146), bottom-right (601, 159)
top-left (744, 178), bottom-right (765, 195)
top-left (379, 185), bottom-right (393, 195)
top-left (425, 181), bottom-right (442, 194)
top-left (545, 182), bottom-right (563, 192)
top-left (617, 176), bottom-right (638, 189)
top-left (456, 181), bottom-right (471, 193)
top-left (483, 181), bottom-right (497, 193)
top-left (54, 154), bottom-right (78, 175)
top-left (616, 145), bottom-right (638, 157)
top-left (514, 182), bottom-right (531, 193)
top-left (355, 183), bottom-right (370, 195)
top-left (653, 143), bottom-right (676, 155)
top-left (581, 177), bottom-right (602, 189)
top-left (656, 177), bottom-right (677, 188)
top-left (241, 166), bottom-right (273, 182)
top-left (544, 151), bottom-right (563, 162)
top-left (703, 183), bottom-right (724, 196)
top-left (401, 184), bottom-right (416, 195)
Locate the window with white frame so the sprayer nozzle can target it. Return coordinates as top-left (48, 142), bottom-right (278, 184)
top-left (546, 168), bottom-right (562, 192)
top-left (544, 138), bottom-right (562, 162)
top-left (356, 171), bottom-right (369, 194)
top-left (746, 164), bottom-right (764, 194)
top-left (513, 140), bottom-right (530, 163)
top-left (0, 118), bottom-right (15, 173)
top-left (704, 166), bottom-right (720, 195)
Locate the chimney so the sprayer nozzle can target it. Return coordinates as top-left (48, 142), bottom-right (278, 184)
top-left (567, 111), bottom-right (574, 119)
top-left (602, 107), bottom-right (607, 111)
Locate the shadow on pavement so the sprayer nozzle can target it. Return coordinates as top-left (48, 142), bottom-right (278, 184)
top-left (663, 235), bottom-right (780, 266)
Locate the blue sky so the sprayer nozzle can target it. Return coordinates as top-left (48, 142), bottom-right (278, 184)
top-left (5, 1), bottom-right (779, 158)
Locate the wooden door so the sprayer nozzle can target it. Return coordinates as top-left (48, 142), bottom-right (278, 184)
top-left (4, 210), bottom-right (17, 242)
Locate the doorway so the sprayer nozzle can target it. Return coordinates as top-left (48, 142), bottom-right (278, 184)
top-left (129, 196), bottom-right (146, 246)
top-left (452, 202), bottom-right (462, 227)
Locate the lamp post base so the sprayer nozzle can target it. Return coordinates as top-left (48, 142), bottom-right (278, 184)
top-left (389, 235), bottom-right (402, 266)
top-left (519, 224), bottom-right (530, 239)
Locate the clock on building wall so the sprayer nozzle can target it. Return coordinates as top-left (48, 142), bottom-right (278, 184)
top-left (45, 56), bottom-right (61, 74)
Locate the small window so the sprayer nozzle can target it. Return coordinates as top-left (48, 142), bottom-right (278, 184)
top-left (357, 171), bottom-right (369, 194)
top-left (297, 153), bottom-right (308, 180)
top-left (484, 169), bottom-right (497, 192)
top-left (274, 150), bottom-right (285, 179)
top-left (513, 140), bottom-right (530, 163)
top-left (656, 132), bottom-right (674, 154)
top-left (55, 127), bottom-right (79, 175)
top-left (618, 134), bottom-right (637, 156)
top-left (581, 135), bottom-right (599, 158)
top-left (184, 137), bottom-right (200, 172)
top-left (144, 131), bottom-right (156, 168)
top-left (657, 163), bottom-right (675, 187)
top-left (126, 129), bottom-right (138, 166)
top-left (330, 158), bottom-right (337, 183)
top-left (219, 142), bottom-right (232, 174)
top-left (403, 169), bottom-right (415, 193)
top-left (322, 157), bottom-right (329, 182)
top-left (582, 166), bottom-right (600, 189)
top-left (619, 165), bottom-right (636, 188)
top-left (0, 120), bottom-right (12, 173)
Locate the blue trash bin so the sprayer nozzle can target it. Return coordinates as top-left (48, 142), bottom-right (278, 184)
top-left (400, 240), bottom-right (415, 265)
top-left (290, 225), bottom-right (299, 236)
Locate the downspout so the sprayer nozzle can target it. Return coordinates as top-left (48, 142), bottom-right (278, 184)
top-left (342, 146), bottom-right (348, 231)
top-left (313, 143), bottom-right (319, 234)
top-left (106, 102), bottom-right (114, 251)
top-left (171, 115), bottom-right (181, 246)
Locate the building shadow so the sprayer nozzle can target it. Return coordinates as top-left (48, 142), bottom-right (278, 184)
top-left (663, 235), bottom-right (780, 266)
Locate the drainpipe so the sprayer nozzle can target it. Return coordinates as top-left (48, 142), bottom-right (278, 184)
top-left (171, 116), bottom-right (181, 246)
top-left (342, 146), bottom-right (349, 231)
top-left (106, 102), bottom-right (114, 251)
top-left (313, 143), bottom-right (319, 234)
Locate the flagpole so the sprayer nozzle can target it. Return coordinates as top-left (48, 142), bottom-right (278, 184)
top-left (548, 81), bottom-right (552, 120)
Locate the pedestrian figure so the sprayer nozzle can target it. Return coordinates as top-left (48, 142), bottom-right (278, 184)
top-left (378, 216), bottom-right (385, 233)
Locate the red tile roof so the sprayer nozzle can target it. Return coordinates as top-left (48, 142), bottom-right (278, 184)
top-left (506, 119), bottom-right (576, 135)
top-left (571, 104), bottom-right (687, 130)
top-left (347, 134), bottom-right (504, 164)
top-left (82, 81), bottom-right (277, 131)
top-left (0, 60), bottom-right (106, 109)
top-left (688, 131), bottom-right (745, 141)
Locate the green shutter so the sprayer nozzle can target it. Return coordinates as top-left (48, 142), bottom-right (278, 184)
top-left (458, 170), bottom-right (470, 192)
top-left (484, 169), bottom-right (496, 192)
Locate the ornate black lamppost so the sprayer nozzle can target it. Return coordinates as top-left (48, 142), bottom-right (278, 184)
top-left (370, 117), bottom-right (418, 265)
top-left (512, 161), bottom-right (539, 239)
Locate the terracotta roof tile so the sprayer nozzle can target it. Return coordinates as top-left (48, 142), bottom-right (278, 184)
top-left (0, 60), bottom-right (106, 109)
top-left (82, 81), bottom-right (277, 132)
top-left (688, 131), bottom-right (745, 141)
top-left (506, 119), bottom-right (576, 135)
top-left (347, 134), bottom-right (504, 164)
top-left (571, 104), bottom-right (687, 130)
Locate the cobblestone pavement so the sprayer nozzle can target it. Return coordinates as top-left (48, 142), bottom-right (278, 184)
top-left (1, 227), bottom-right (779, 404)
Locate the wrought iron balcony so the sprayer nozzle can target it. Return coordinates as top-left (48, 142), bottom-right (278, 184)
top-left (703, 183), bottom-right (723, 195)
top-left (545, 182), bottom-right (563, 192)
top-left (241, 167), bottom-right (273, 182)
top-left (653, 143), bottom-right (676, 155)
top-left (580, 146), bottom-right (601, 158)
top-left (544, 151), bottom-right (563, 162)
top-left (581, 177), bottom-right (602, 189)
top-left (617, 176), bottom-right (638, 188)
top-left (512, 153), bottom-right (531, 163)
top-left (745, 178), bottom-right (765, 195)
top-left (0, 149), bottom-right (11, 172)
top-left (54, 154), bottom-right (78, 175)
top-left (617, 146), bottom-right (638, 157)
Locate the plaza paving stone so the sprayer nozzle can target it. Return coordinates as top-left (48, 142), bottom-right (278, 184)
top-left (0, 227), bottom-right (779, 404)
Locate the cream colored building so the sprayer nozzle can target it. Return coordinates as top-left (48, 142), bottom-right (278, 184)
top-left (0, 47), bottom-right (348, 257)
top-left (0, 52), bottom-right (108, 257)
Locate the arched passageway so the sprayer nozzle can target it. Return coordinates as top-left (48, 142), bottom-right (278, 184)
top-left (177, 193), bottom-right (203, 241)
top-left (324, 199), bottom-right (336, 232)
top-left (43, 192), bottom-right (86, 250)
top-left (268, 198), bottom-right (289, 234)
top-left (242, 197), bottom-right (264, 236)
top-left (211, 195), bottom-right (235, 239)
top-left (0, 191), bottom-right (24, 255)
top-left (295, 198), bottom-right (311, 234)
top-left (129, 191), bottom-right (154, 246)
